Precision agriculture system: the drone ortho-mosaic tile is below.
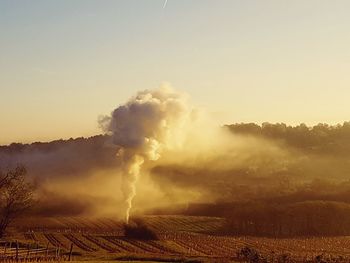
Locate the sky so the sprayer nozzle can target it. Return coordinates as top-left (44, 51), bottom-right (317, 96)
top-left (1, 0), bottom-right (350, 145)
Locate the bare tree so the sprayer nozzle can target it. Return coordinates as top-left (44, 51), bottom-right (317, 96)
top-left (0, 165), bottom-right (34, 238)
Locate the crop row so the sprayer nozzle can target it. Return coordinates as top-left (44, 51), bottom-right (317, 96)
top-left (21, 230), bottom-right (350, 260)
top-left (44, 233), bottom-right (68, 250)
top-left (82, 234), bottom-right (119, 253)
top-left (63, 234), bottom-right (96, 252)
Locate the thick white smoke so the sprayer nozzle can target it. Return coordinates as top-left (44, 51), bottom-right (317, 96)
top-left (101, 85), bottom-right (190, 223)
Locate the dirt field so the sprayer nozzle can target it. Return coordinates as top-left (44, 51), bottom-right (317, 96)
top-left (1, 215), bottom-right (349, 262)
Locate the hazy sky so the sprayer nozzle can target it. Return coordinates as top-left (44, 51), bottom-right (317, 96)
top-left (1, 0), bottom-right (350, 144)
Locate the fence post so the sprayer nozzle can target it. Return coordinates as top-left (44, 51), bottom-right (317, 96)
top-left (68, 243), bottom-right (73, 261)
top-left (45, 242), bottom-right (49, 260)
top-left (15, 240), bottom-right (19, 262)
top-left (26, 243), bottom-right (30, 260)
top-left (57, 245), bottom-right (61, 261)
top-left (35, 242), bottom-right (38, 259)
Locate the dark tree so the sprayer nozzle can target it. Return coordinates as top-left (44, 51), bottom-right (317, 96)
top-left (0, 165), bottom-right (34, 238)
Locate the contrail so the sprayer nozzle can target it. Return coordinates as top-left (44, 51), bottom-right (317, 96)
top-left (163, 0), bottom-right (168, 9)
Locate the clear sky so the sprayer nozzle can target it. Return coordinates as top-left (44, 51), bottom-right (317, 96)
top-left (1, 0), bottom-right (350, 145)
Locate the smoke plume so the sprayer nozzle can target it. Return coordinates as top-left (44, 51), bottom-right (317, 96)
top-left (100, 85), bottom-right (190, 223)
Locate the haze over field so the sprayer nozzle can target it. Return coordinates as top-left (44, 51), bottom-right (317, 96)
top-left (2, 84), bottom-right (350, 235)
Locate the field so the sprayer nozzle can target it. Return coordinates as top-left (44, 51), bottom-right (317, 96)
top-left (1, 215), bottom-right (350, 262)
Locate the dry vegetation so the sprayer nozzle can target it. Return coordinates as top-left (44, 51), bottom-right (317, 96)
top-left (0, 215), bottom-right (347, 262)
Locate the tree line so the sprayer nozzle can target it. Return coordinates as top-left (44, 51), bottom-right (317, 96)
top-left (226, 122), bottom-right (350, 155)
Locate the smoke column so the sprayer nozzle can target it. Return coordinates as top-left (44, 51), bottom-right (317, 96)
top-left (101, 86), bottom-right (190, 223)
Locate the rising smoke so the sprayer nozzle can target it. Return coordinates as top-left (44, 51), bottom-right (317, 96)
top-left (100, 85), bottom-right (191, 223)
